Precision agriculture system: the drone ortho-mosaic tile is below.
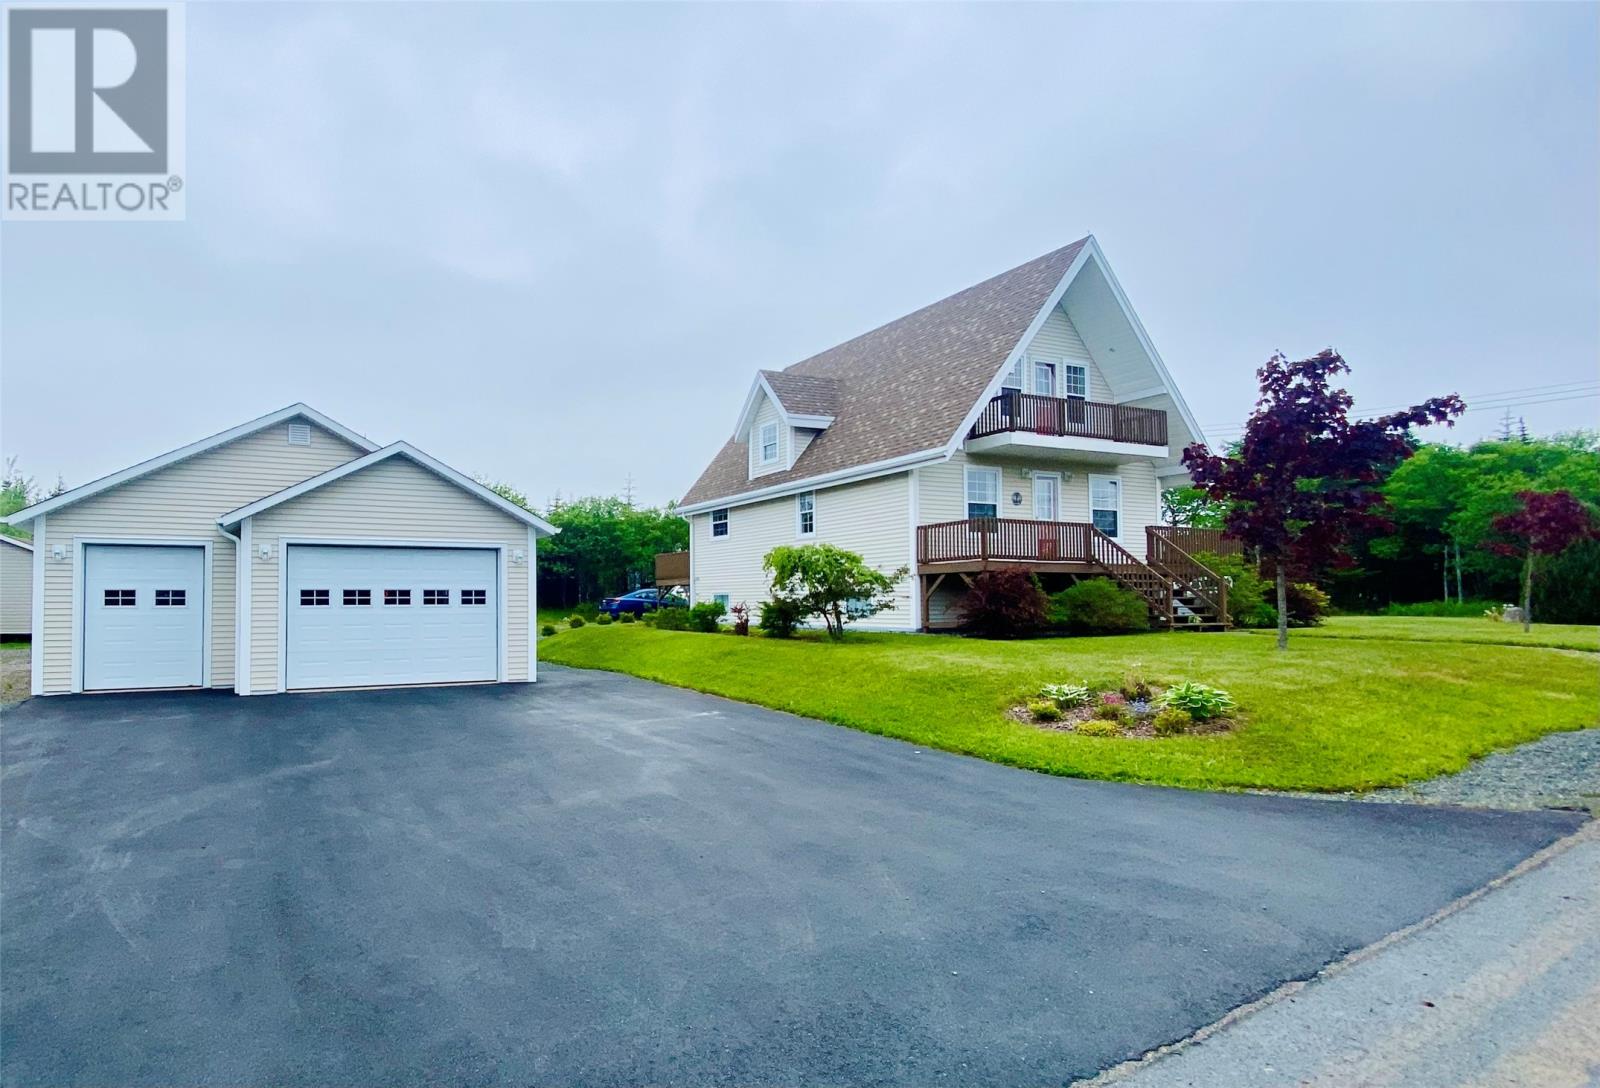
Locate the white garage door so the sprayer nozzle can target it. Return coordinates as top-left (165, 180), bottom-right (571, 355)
top-left (286, 545), bottom-right (499, 690)
top-left (83, 544), bottom-right (205, 691)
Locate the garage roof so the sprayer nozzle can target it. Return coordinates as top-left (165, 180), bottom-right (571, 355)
top-left (216, 442), bottom-right (559, 536)
top-left (2, 404), bottom-right (379, 526)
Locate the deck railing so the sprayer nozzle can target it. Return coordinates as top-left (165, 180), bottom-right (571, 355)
top-left (968, 393), bottom-right (1168, 446)
top-left (1147, 526), bottom-right (1243, 558)
top-left (917, 518), bottom-right (1093, 566)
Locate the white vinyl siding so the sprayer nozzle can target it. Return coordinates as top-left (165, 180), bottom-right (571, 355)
top-left (248, 456), bottom-right (532, 692)
top-left (1021, 305), bottom-right (1112, 401)
top-left (0, 540), bottom-right (31, 635)
top-left (30, 421), bottom-right (364, 694)
top-left (748, 394), bottom-right (789, 479)
top-left (691, 472), bottom-right (914, 629)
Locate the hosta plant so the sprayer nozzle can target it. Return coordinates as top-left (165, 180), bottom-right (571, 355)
top-left (1160, 682), bottom-right (1236, 722)
top-left (1039, 683), bottom-right (1092, 709)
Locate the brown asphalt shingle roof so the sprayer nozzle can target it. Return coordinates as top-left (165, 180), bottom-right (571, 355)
top-left (682, 238), bottom-right (1087, 507)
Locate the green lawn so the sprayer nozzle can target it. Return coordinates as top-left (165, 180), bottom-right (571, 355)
top-left (539, 621), bottom-right (1597, 793)
top-left (1256, 615), bottom-right (1598, 652)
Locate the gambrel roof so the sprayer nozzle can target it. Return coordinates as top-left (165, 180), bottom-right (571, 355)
top-left (683, 239), bottom-right (1088, 508)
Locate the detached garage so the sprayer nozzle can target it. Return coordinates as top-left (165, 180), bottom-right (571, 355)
top-left (4, 404), bottom-right (556, 696)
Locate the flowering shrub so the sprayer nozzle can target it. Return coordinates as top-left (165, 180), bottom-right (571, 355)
top-left (1160, 682), bottom-right (1236, 722)
top-left (1099, 692), bottom-right (1127, 707)
top-left (1040, 683), bottom-right (1092, 709)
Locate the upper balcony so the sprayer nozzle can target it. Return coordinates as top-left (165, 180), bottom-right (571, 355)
top-left (965, 392), bottom-right (1168, 463)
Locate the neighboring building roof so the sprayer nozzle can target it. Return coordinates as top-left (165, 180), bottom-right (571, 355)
top-left (1, 403), bottom-right (380, 526)
top-left (759, 371), bottom-right (843, 418)
top-left (0, 536), bottom-right (32, 551)
top-left (217, 442), bottom-right (559, 536)
top-left (681, 239), bottom-right (1088, 509)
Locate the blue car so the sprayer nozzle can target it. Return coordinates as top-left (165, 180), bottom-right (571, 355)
top-left (600, 588), bottom-right (687, 618)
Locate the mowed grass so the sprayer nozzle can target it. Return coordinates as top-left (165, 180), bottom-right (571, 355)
top-left (1254, 615), bottom-right (1598, 652)
top-left (540, 622), bottom-right (1598, 792)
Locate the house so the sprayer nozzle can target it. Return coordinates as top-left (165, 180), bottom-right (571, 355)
top-left (679, 236), bottom-right (1227, 631)
top-left (1, 536), bottom-right (33, 640)
top-left (2, 404), bottom-right (556, 696)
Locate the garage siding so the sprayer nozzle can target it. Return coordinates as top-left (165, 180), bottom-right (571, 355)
top-left (691, 472), bottom-right (915, 629)
top-left (248, 457), bottom-right (533, 691)
top-left (1, 539), bottom-right (32, 636)
top-left (32, 422), bottom-right (364, 694)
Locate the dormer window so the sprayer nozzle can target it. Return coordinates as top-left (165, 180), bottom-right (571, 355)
top-left (759, 421), bottom-right (779, 465)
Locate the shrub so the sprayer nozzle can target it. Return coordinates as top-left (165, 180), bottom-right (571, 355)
top-left (1048, 578), bottom-right (1150, 634)
top-left (1161, 681), bottom-right (1236, 722)
top-left (1194, 552), bottom-right (1275, 628)
top-left (763, 543), bottom-right (907, 639)
top-left (689, 601), bottom-right (726, 633)
top-left (958, 567), bottom-right (1049, 637)
top-left (730, 602), bottom-right (751, 636)
top-left (1027, 700), bottom-right (1062, 723)
top-left (1152, 707), bottom-right (1193, 736)
top-left (540, 624), bottom-right (557, 637)
top-left (619, 612), bottom-right (636, 624)
top-left (653, 607), bottom-right (693, 631)
top-left (568, 615), bottom-right (585, 629)
top-left (1381, 598), bottom-right (1503, 618)
top-left (572, 602), bottom-right (600, 622)
top-left (758, 598), bottom-right (805, 638)
top-left (1076, 718), bottom-right (1122, 738)
top-left (1119, 671), bottom-right (1153, 702)
top-left (1099, 692), bottom-right (1126, 707)
top-left (1039, 682), bottom-right (1091, 709)
top-left (1093, 702), bottom-right (1129, 723)
top-left (596, 614), bottom-right (614, 625)
top-left (1286, 582), bottom-right (1329, 627)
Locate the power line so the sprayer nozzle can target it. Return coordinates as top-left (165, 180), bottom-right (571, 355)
top-left (1199, 379), bottom-right (1599, 432)
top-left (1201, 389), bottom-right (1598, 439)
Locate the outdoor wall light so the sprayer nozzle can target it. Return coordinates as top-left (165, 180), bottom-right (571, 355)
top-left (1010, 492), bottom-right (1023, 506)
top-left (51, 544), bottom-right (65, 560)
top-left (511, 548), bottom-right (526, 565)
top-left (257, 544), bottom-right (271, 560)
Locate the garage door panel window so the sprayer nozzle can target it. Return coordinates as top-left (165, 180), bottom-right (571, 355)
top-left (384, 589), bottom-right (412, 606)
top-left (154, 589), bottom-right (187, 607)
top-left (461, 589), bottom-right (487, 605)
top-left (300, 589), bottom-right (330, 606)
top-left (103, 589), bottom-right (136, 607)
top-left (343, 589), bottom-right (372, 606)
top-left (423, 589), bottom-right (449, 605)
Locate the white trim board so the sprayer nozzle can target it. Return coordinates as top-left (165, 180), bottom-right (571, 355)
top-left (218, 442), bottom-right (558, 536)
top-left (4, 404), bottom-right (380, 527)
top-left (71, 536), bottom-right (214, 694)
top-left (677, 448), bottom-right (945, 515)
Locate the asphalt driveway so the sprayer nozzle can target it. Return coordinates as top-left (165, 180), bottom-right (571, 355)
top-left (0, 666), bottom-right (1584, 1087)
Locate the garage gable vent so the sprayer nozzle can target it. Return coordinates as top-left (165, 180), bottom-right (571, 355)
top-left (286, 423), bottom-right (312, 446)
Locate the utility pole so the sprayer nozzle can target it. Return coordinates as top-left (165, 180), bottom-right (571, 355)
top-left (1517, 416), bottom-right (1529, 443)
top-left (622, 474), bottom-right (636, 507)
top-left (1498, 408), bottom-right (1515, 442)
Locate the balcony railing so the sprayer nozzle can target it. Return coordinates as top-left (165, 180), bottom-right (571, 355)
top-left (968, 392), bottom-right (1168, 446)
top-left (918, 518), bottom-right (1095, 566)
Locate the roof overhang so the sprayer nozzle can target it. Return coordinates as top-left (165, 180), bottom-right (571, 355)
top-left (0, 536), bottom-right (33, 551)
top-left (217, 441), bottom-right (558, 536)
top-left (677, 446), bottom-right (947, 515)
top-left (2, 403), bottom-right (380, 527)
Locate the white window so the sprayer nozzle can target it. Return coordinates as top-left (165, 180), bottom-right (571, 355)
top-left (103, 589), bottom-right (136, 607)
top-left (1032, 360), bottom-right (1056, 396)
top-left (966, 466), bottom-right (1000, 520)
top-left (1090, 475), bottom-right (1122, 538)
top-left (423, 589), bottom-right (449, 606)
top-left (461, 589), bottom-right (488, 605)
top-left (713, 593), bottom-right (730, 611)
top-left (154, 589), bottom-right (187, 607)
top-left (711, 508), bottom-right (729, 538)
top-left (1001, 359), bottom-right (1024, 392)
top-left (383, 589), bottom-right (412, 606)
top-left (1062, 364), bottom-right (1088, 400)
top-left (300, 589), bottom-right (330, 607)
top-left (343, 589), bottom-right (372, 606)
top-left (797, 491), bottom-right (815, 536)
top-left (759, 421), bottom-right (780, 465)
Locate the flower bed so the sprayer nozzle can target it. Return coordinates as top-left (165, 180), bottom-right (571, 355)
top-left (1011, 674), bottom-right (1239, 739)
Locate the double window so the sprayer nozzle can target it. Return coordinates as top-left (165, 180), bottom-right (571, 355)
top-left (711, 508), bottom-right (729, 538)
top-left (154, 589), bottom-right (186, 607)
top-left (104, 589), bottom-right (136, 607)
top-left (1090, 475), bottom-right (1121, 538)
top-left (384, 589), bottom-right (411, 606)
top-left (966, 466), bottom-right (1000, 521)
top-left (343, 589), bottom-right (372, 606)
top-left (797, 491), bottom-right (815, 536)
top-left (759, 421), bottom-right (780, 465)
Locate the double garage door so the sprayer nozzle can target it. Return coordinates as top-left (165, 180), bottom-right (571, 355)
top-left (82, 543), bottom-right (499, 691)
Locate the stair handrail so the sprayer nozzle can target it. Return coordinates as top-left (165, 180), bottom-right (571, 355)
top-left (1145, 527), bottom-right (1229, 626)
top-left (1086, 526), bottom-right (1174, 625)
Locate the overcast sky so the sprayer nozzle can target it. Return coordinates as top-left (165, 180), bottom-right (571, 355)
top-left (3, 2), bottom-right (1596, 508)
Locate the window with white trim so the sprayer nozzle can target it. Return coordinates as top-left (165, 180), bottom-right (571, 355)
top-left (103, 589), bottom-right (136, 607)
top-left (423, 589), bottom-right (449, 606)
top-left (461, 589), bottom-right (488, 605)
top-left (759, 421), bottom-right (779, 465)
top-left (712, 593), bottom-right (730, 611)
top-left (343, 589), bottom-right (372, 606)
top-left (1090, 475), bottom-right (1121, 538)
top-left (797, 491), bottom-right (815, 536)
top-left (300, 589), bottom-right (330, 606)
top-left (1001, 359), bottom-right (1023, 392)
top-left (384, 589), bottom-right (412, 606)
top-left (711, 508), bottom-right (729, 538)
top-left (1032, 360), bottom-right (1056, 396)
top-left (155, 589), bottom-right (186, 607)
top-left (1062, 364), bottom-right (1088, 400)
top-left (966, 466), bottom-right (1000, 520)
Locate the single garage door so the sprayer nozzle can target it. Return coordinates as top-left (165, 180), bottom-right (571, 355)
top-left (286, 545), bottom-right (498, 690)
top-left (83, 544), bottom-right (205, 691)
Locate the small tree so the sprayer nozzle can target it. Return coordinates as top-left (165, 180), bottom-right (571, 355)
top-left (763, 543), bottom-right (907, 640)
top-left (957, 567), bottom-right (1049, 638)
top-left (1488, 490), bottom-right (1595, 631)
top-left (1184, 350), bottom-right (1463, 649)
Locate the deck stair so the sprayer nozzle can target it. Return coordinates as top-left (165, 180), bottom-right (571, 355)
top-left (1085, 526), bottom-right (1229, 630)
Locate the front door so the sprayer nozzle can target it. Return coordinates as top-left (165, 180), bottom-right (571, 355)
top-left (1033, 473), bottom-right (1061, 521)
